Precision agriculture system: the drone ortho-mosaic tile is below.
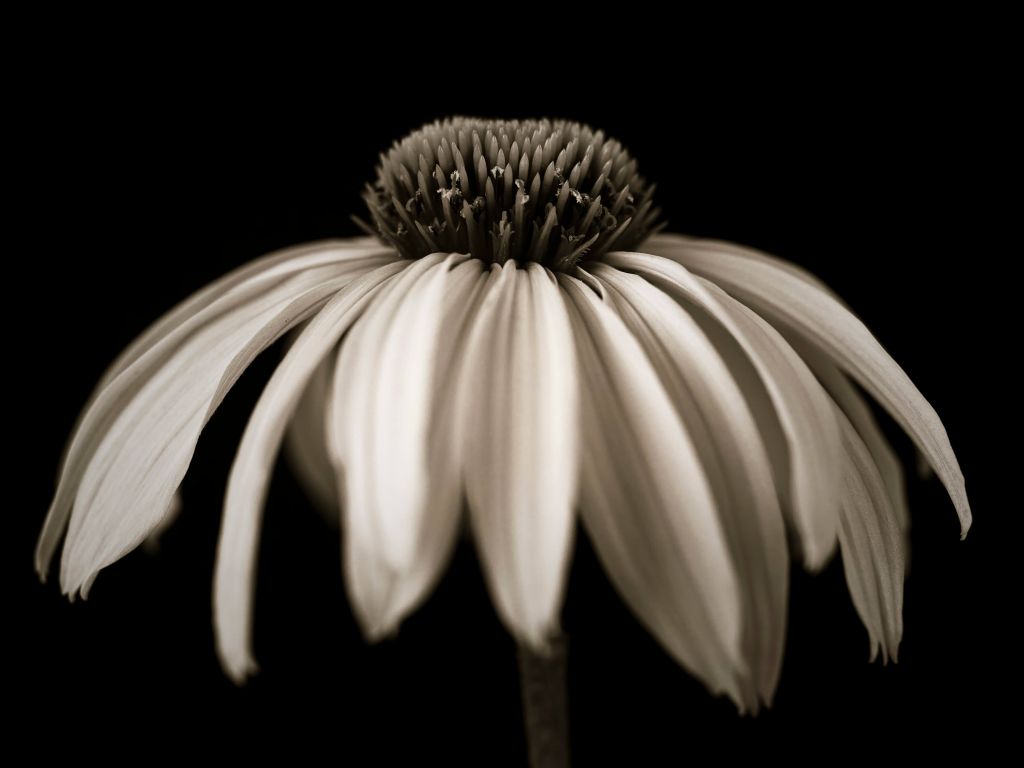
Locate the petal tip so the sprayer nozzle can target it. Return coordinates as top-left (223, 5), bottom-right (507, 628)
top-left (80, 574), bottom-right (96, 600)
top-left (958, 503), bottom-right (973, 540)
top-left (888, 643), bottom-right (901, 665)
top-left (800, 533), bottom-right (839, 573)
top-left (220, 653), bottom-right (259, 685)
top-left (721, 675), bottom-right (759, 715)
top-left (351, 595), bottom-right (406, 644)
top-left (34, 528), bottom-right (60, 584)
top-left (868, 640), bottom-right (880, 664)
top-left (361, 621), bottom-right (401, 645)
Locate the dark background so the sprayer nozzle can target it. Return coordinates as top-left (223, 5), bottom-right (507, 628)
top-left (10, 24), bottom-right (1013, 764)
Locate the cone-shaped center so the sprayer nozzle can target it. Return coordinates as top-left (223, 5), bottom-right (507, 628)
top-left (363, 117), bottom-right (660, 272)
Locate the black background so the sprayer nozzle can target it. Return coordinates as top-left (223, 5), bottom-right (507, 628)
top-left (11, 22), bottom-right (1013, 764)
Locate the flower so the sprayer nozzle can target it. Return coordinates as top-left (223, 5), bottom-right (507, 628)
top-left (37, 117), bottom-right (970, 715)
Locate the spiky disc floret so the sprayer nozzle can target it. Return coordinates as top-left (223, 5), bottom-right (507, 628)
top-left (363, 117), bottom-right (661, 271)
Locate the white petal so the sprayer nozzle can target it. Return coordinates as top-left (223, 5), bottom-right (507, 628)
top-left (57, 254), bottom-right (393, 597)
top-left (214, 261), bottom-right (405, 682)
top-left (334, 254), bottom-right (463, 570)
top-left (38, 241), bottom-right (394, 579)
top-left (643, 233), bottom-right (838, 298)
top-left (97, 238), bottom-right (388, 390)
top-left (284, 351), bottom-right (340, 521)
top-left (59, 240), bottom-right (388, 475)
top-left (604, 252), bottom-right (841, 568)
top-left (329, 255), bottom-right (487, 638)
top-left (835, 405), bottom-right (906, 662)
top-left (646, 233), bottom-right (971, 537)
top-left (590, 263), bottom-right (788, 706)
top-left (142, 493), bottom-right (182, 555)
top-left (457, 262), bottom-right (579, 649)
top-left (796, 345), bottom-right (909, 531)
top-left (558, 272), bottom-right (744, 703)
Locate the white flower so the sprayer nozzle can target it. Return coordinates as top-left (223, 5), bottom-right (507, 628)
top-left (37, 117), bottom-right (970, 714)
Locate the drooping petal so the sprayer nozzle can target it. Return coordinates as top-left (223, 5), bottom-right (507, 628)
top-left (60, 240), bottom-right (389, 478)
top-left (590, 263), bottom-right (788, 706)
top-left (38, 241), bottom-right (395, 579)
top-left (214, 261), bottom-right (405, 682)
top-left (333, 253), bottom-right (463, 570)
top-left (558, 272), bottom-right (744, 703)
top-left (643, 233), bottom-right (838, 298)
top-left (400, 258), bottom-right (494, 615)
top-left (285, 352), bottom-right (340, 520)
top-left (795, 343), bottom-right (909, 531)
top-left (97, 238), bottom-right (388, 390)
top-left (57, 250), bottom-right (397, 597)
top-left (645, 233), bottom-right (970, 537)
top-left (59, 259), bottom-right (387, 593)
top-left (605, 252), bottom-right (841, 568)
top-left (834, 405), bottom-right (906, 662)
top-left (329, 255), bottom-right (487, 638)
top-left (142, 492), bottom-right (182, 554)
top-left (457, 261), bottom-right (579, 649)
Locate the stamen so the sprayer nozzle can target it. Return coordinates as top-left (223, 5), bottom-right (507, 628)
top-left (363, 117), bottom-right (661, 271)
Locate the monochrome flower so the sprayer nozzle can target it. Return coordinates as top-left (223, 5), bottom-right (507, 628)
top-left (37, 117), bottom-right (969, 714)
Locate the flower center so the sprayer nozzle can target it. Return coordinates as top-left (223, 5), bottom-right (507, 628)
top-left (363, 117), bottom-right (659, 272)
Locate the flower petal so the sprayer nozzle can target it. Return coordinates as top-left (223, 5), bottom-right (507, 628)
top-left (590, 263), bottom-right (788, 707)
top-left (142, 493), bottom-right (182, 555)
top-left (646, 233), bottom-right (970, 537)
top-left (285, 352), bottom-right (340, 520)
top-left (458, 262), bottom-right (579, 649)
top-left (214, 261), bottom-right (405, 682)
top-left (38, 241), bottom-right (394, 579)
top-left (58, 254), bottom-right (392, 597)
top-left (329, 255), bottom-right (486, 638)
top-left (97, 238), bottom-right (388, 390)
top-left (643, 233), bottom-right (838, 298)
top-left (796, 345), bottom-right (909, 532)
top-left (604, 252), bottom-right (841, 568)
top-left (835, 404), bottom-right (906, 662)
top-left (333, 254), bottom-right (464, 570)
top-left (558, 272), bottom-right (744, 703)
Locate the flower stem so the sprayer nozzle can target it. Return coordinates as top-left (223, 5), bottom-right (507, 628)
top-left (517, 635), bottom-right (570, 768)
